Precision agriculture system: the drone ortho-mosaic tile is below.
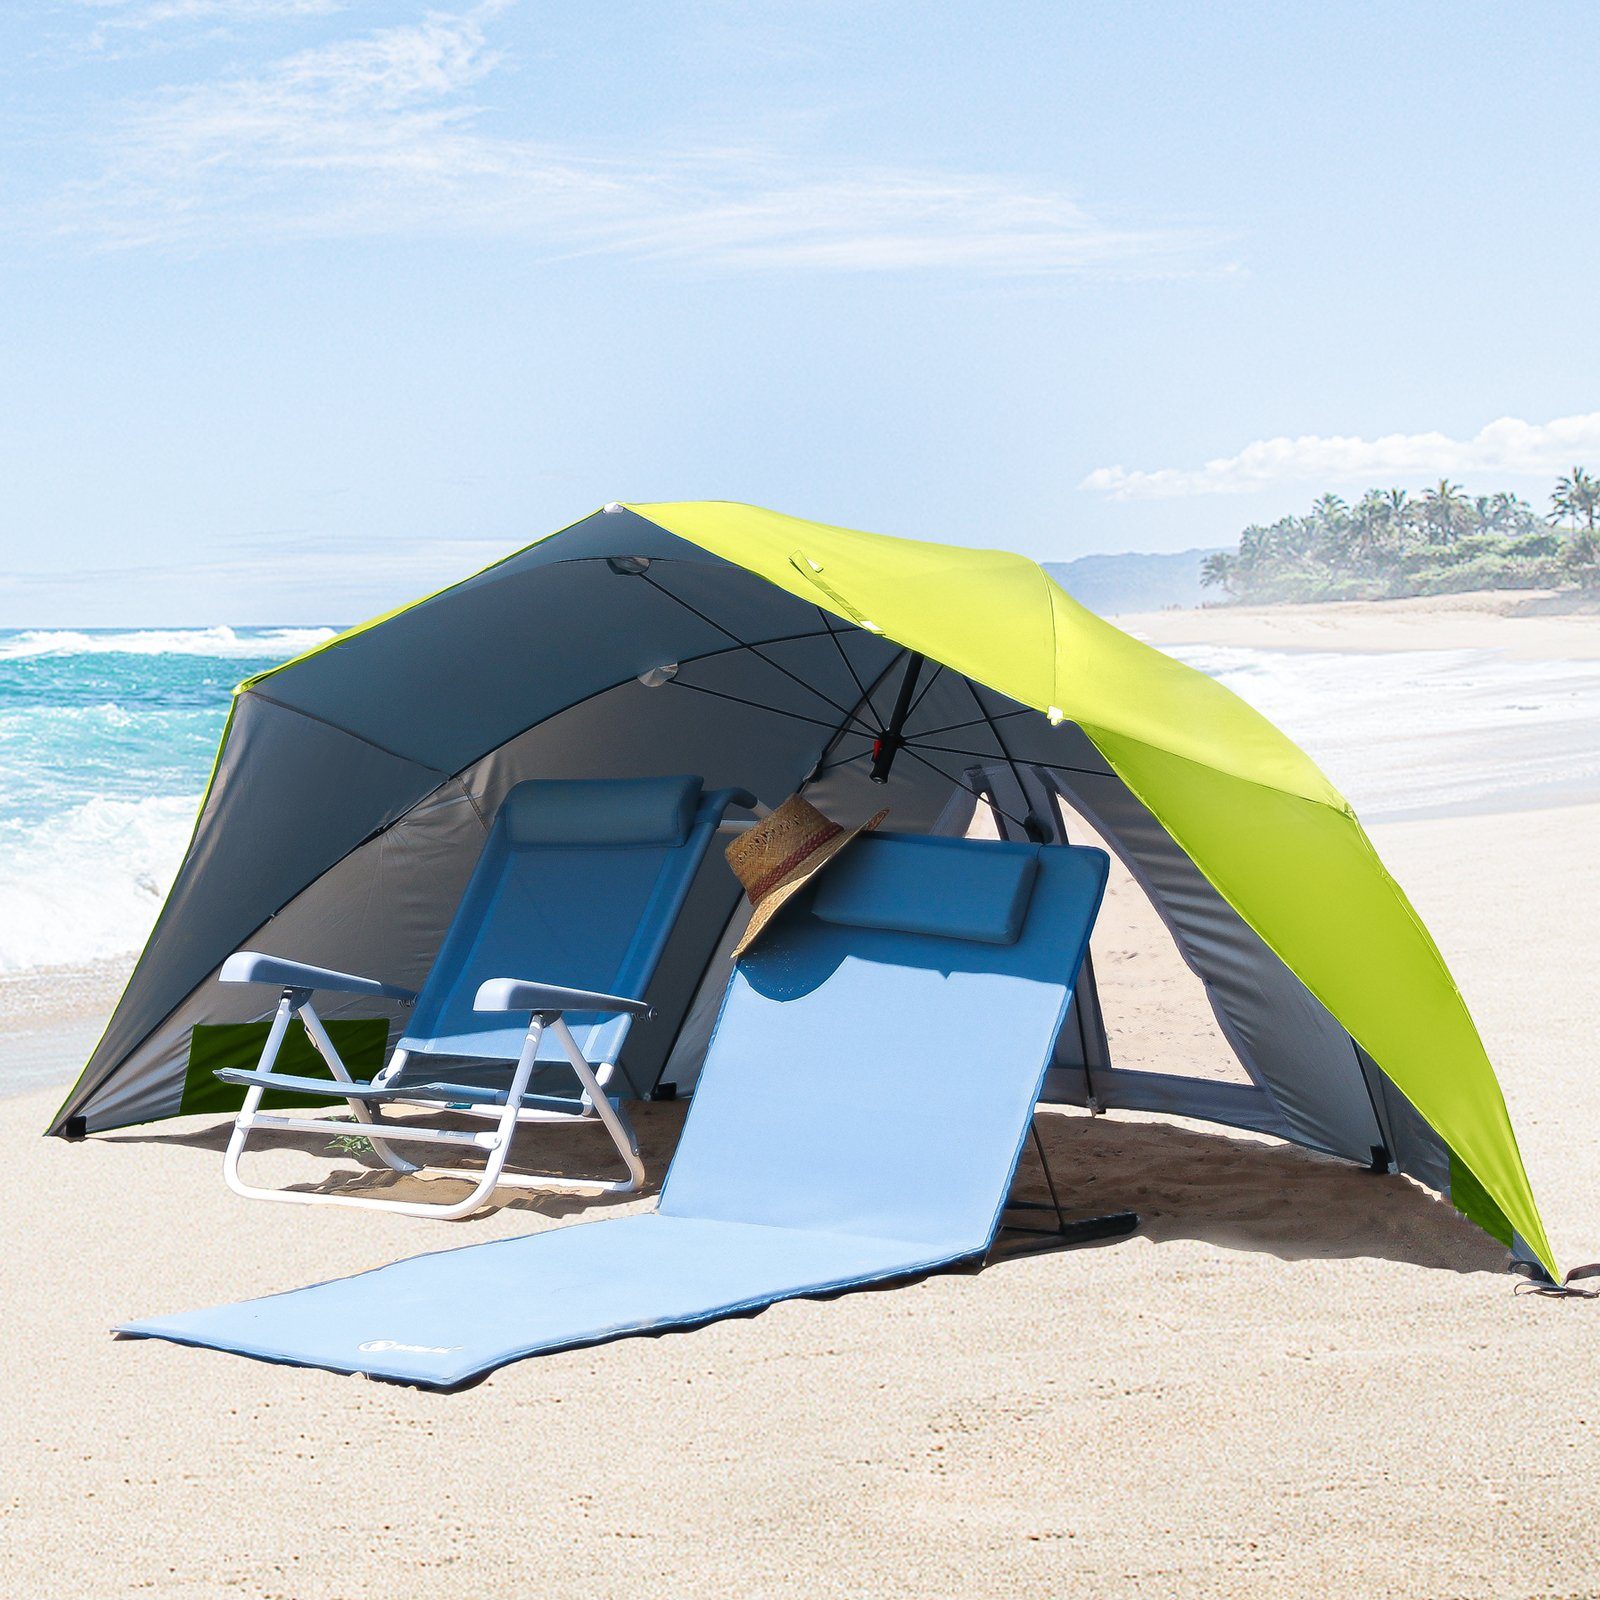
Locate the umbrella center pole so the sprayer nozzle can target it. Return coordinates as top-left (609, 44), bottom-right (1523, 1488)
top-left (869, 652), bottom-right (925, 784)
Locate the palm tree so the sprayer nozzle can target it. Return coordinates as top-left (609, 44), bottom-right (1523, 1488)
top-left (1381, 488), bottom-right (1415, 552)
top-left (1200, 550), bottom-right (1234, 595)
top-left (1350, 490), bottom-right (1397, 571)
top-left (1210, 476), bottom-right (1600, 604)
top-left (1481, 491), bottom-right (1529, 534)
top-left (1564, 529), bottom-right (1599, 571)
top-left (1419, 479), bottom-right (1473, 542)
top-left (1549, 467), bottom-right (1600, 530)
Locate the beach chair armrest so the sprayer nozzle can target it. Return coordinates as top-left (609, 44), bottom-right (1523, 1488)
top-left (219, 951), bottom-right (418, 1002)
top-left (708, 786), bottom-right (760, 814)
top-left (473, 978), bottom-right (655, 1018)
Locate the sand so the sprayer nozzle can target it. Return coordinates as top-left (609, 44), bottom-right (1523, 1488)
top-left (3, 595), bottom-right (1598, 1599)
top-left (0, 959), bottom-right (130, 1101)
top-left (1121, 586), bottom-right (1600, 661)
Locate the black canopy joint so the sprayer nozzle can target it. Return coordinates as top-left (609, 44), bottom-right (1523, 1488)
top-left (869, 652), bottom-right (925, 784)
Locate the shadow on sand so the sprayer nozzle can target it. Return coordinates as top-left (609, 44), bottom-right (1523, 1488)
top-left (102, 1101), bottom-right (689, 1222)
top-left (104, 1099), bottom-right (1507, 1274)
top-left (1002, 1109), bottom-right (1507, 1274)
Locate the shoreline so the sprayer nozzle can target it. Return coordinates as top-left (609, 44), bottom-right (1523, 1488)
top-left (0, 956), bottom-right (128, 1105)
top-left (1114, 586), bottom-right (1600, 659)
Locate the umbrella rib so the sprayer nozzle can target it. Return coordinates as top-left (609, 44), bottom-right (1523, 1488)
top-left (904, 659), bottom-right (945, 723)
top-left (911, 707), bottom-right (1032, 739)
top-left (668, 679), bottom-right (857, 732)
top-left (819, 720), bottom-right (1116, 790)
top-left (806, 646), bottom-right (918, 783)
top-left (896, 744), bottom-right (1033, 833)
top-left (1011, 756), bottom-right (1122, 784)
top-left (640, 572), bottom-right (880, 735)
top-left (815, 606), bottom-right (875, 711)
top-left (962, 677), bottom-right (1038, 827)
top-left (903, 741), bottom-right (1020, 761)
top-left (813, 737), bottom-right (877, 775)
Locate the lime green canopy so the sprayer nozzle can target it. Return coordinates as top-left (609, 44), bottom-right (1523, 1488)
top-left (52, 497), bottom-right (1555, 1279)
top-left (631, 501), bottom-right (1556, 1276)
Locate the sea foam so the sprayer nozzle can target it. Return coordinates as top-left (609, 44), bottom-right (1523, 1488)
top-left (0, 625), bottom-right (327, 973)
top-left (1168, 643), bottom-right (1600, 819)
top-left (0, 794), bottom-right (198, 972)
top-left (0, 625), bottom-right (335, 661)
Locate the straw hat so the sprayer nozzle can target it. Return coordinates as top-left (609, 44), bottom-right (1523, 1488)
top-left (726, 794), bottom-right (887, 960)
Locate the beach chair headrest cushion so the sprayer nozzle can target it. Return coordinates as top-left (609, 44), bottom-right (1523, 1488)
top-left (500, 775), bottom-right (704, 848)
top-left (810, 834), bottom-right (1040, 946)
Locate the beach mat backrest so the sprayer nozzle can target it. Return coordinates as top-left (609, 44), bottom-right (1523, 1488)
top-left (660, 832), bottom-right (1110, 1253)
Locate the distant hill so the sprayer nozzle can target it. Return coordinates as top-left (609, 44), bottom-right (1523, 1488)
top-left (1042, 548), bottom-right (1220, 616)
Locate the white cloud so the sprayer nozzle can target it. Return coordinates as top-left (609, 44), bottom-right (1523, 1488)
top-left (79, 0), bottom-right (343, 25)
top-left (74, 0), bottom-right (343, 46)
top-left (1081, 411), bottom-right (1600, 500)
top-left (52, 4), bottom-right (1225, 276)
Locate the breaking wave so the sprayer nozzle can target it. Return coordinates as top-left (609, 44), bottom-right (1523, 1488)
top-left (0, 795), bottom-right (198, 973)
top-left (1167, 643), bottom-right (1600, 818)
top-left (0, 625), bottom-right (335, 661)
top-left (0, 624), bottom-right (328, 972)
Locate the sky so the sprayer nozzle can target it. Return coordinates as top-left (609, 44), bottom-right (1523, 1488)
top-left (2, 0), bottom-right (1600, 623)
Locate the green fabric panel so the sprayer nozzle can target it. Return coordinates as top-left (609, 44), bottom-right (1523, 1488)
top-left (180, 1019), bottom-right (390, 1115)
top-left (1088, 733), bottom-right (1553, 1274)
top-left (1450, 1149), bottom-right (1516, 1248)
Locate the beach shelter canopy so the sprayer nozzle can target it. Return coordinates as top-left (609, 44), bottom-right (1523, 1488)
top-left (49, 501), bottom-right (1558, 1278)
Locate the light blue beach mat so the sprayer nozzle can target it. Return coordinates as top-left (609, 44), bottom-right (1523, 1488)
top-left (118, 835), bottom-right (1113, 1388)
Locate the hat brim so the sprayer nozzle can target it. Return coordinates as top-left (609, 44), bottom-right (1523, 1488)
top-left (728, 809), bottom-right (887, 962)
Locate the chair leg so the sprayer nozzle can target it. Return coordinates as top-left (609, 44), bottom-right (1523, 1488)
top-left (425, 1026), bottom-right (645, 1196)
top-left (222, 992), bottom-right (307, 1205)
top-left (222, 1020), bottom-right (550, 1220)
top-left (223, 995), bottom-right (421, 1184)
top-left (224, 1011), bottom-right (646, 1215)
top-left (297, 1007), bottom-right (419, 1176)
top-left (550, 1017), bottom-right (646, 1192)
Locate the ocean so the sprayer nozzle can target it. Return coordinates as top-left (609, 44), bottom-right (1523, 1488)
top-left (4, 625), bottom-right (1600, 981)
top-left (0, 627), bottom-right (333, 974)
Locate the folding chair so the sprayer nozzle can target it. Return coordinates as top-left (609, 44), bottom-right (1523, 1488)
top-left (213, 775), bottom-right (754, 1219)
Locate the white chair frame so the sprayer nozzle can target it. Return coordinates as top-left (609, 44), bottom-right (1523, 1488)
top-left (223, 983), bottom-right (647, 1221)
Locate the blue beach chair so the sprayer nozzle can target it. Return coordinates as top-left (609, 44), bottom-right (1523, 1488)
top-left (214, 775), bottom-right (754, 1219)
top-left (124, 832), bottom-right (1136, 1384)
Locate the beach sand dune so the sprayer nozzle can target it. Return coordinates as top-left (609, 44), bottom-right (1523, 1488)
top-left (3, 601), bottom-right (1597, 1598)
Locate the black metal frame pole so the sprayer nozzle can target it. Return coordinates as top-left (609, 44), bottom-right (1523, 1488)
top-left (1030, 1120), bottom-right (1069, 1231)
top-left (869, 652), bottom-right (925, 784)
